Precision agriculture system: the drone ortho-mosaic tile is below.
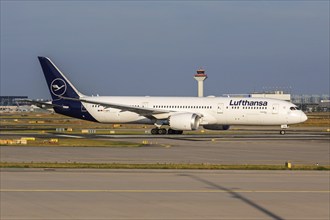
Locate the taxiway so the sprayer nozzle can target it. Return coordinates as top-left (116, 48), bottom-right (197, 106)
top-left (1, 169), bottom-right (329, 220)
top-left (1, 134), bottom-right (329, 165)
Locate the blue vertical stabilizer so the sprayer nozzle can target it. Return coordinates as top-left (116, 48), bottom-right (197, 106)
top-left (38, 56), bottom-right (97, 122)
top-left (38, 56), bottom-right (82, 100)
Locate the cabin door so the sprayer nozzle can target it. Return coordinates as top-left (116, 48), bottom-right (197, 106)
top-left (272, 104), bottom-right (279, 114)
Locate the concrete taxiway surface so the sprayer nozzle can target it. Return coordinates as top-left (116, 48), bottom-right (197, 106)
top-left (1, 169), bottom-right (329, 220)
top-left (1, 136), bottom-right (329, 165)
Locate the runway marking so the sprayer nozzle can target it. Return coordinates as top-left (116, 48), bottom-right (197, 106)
top-left (1, 189), bottom-right (329, 193)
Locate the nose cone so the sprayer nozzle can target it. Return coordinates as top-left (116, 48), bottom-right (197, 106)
top-left (301, 112), bottom-right (308, 122)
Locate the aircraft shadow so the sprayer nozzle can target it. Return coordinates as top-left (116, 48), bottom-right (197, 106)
top-left (180, 173), bottom-right (285, 220)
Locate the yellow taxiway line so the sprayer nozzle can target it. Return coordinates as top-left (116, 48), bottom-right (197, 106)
top-left (1, 189), bottom-right (329, 193)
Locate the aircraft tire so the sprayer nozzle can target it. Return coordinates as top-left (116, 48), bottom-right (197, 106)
top-left (158, 128), bottom-right (167, 135)
top-left (151, 128), bottom-right (159, 135)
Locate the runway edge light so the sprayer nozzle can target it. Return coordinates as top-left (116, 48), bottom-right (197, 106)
top-left (285, 161), bottom-right (292, 169)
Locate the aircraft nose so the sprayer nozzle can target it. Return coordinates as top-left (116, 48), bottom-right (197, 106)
top-left (301, 112), bottom-right (308, 122)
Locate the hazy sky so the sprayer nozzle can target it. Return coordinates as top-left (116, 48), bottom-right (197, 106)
top-left (1, 1), bottom-right (329, 99)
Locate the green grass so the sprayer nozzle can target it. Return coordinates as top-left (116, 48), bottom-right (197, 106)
top-left (0, 162), bottom-right (328, 170)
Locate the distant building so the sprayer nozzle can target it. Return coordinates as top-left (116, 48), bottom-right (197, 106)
top-left (250, 91), bottom-right (291, 101)
top-left (319, 100), bottom-right (330, 111)
top-left (0, 96), bottom-right (28, 106)
top-left (292, 94), bottom-right (330, 112)
top-left (292, 94), bottom-right (329, 104)
top-left (232, 92), bottom-right (329, 112)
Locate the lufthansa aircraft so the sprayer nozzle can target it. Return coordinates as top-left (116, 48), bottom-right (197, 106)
top-left (35, 56), bottom-right (307, 135)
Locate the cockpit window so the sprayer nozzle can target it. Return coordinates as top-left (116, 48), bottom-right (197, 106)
top-left (290, 106), bottom-right (300, 111)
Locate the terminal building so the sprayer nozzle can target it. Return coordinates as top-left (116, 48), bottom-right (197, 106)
top-left (250, 91), bottom-right (291, 101)
top-left (223, 91), bottom-right (291, 101)
top-left (0, 96), bottom-right (28, 112)
top-left (292, 94), bottom-right (330, 112)
top-left (0, 96), bottom-right (51, 112)
top-left (0, 96), bottom-right (28, 106)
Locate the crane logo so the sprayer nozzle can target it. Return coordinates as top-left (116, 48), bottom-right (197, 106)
top-left (50, 78), bottom-right (67, 96)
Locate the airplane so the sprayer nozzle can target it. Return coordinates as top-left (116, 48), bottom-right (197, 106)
top-left (35, 56), bottom-right (307, 135)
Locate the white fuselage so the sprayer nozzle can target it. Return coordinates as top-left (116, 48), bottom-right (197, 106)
top-left (81, 96), bottom-right (307, 126)
top-left (37, 56), bottom-right (308, 132)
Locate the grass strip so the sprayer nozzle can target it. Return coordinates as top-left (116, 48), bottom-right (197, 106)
top-left (0, 162), bottom-right (329, 170)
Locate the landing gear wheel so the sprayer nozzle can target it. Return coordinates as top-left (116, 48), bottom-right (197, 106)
top-left (151, 128), bottom-right (159, 135)
top-left (280, 130), bottom-right (286, 135)
top-left (158, 128), bottom-right (167, 135)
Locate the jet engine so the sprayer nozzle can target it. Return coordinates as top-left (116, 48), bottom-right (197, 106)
top-left (169, 113), bottom-right (200, 131)
top-left (203, 125), bottom-right (230, 130)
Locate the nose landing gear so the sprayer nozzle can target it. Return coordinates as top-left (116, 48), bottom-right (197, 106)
top-left (280, 124), bottom-right (288, 135)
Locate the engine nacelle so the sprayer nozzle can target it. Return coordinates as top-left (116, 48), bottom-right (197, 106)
top-left (169, 113), bottom-right (200, 131)
top-left (203, 125), bottom-right (230, 130)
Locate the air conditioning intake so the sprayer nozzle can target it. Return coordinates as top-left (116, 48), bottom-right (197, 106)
top-left (169, 113), bottom-right (201, 131)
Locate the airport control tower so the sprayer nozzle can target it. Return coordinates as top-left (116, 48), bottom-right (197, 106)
top-left (194, 68), bottom-right (207, 97)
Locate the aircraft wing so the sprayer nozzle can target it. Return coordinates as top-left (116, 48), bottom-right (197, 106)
top-left (61, 96), bottom-right (172, 119)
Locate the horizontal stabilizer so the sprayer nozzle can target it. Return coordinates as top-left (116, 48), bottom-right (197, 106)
top-left (18, 99), bottom-right (68, 109)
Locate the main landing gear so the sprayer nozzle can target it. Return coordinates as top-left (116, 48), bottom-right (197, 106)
top-left (151, 128), bottom-right (183, 135)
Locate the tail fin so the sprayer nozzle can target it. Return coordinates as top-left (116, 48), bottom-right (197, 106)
top-left (38, 57), bottom-right (83, 100)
